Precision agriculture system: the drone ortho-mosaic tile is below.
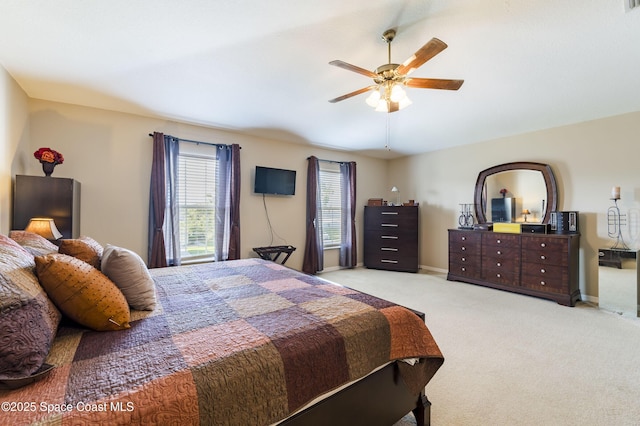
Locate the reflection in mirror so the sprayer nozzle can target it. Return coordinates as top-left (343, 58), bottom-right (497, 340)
top-left (485, 170), bottom-right (547, 223)
top-left (474, 162), bottom-right (558, 224)
top-left (598, 249), bottom-right (640, 318)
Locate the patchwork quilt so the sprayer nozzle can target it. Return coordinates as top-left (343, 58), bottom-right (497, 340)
top-left (0, 258), bottom-right (443, 425)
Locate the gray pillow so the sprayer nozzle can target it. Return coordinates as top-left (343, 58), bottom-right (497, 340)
top-left (101, 244), bottom-right (157, 310)
top-left (0, 235), bottom-right (61, 380)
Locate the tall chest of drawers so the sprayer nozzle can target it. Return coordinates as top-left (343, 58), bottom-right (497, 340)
top-left (448, 229), bottom-right (580, 306)
top-left (364, 206), bottom-right (419, 272)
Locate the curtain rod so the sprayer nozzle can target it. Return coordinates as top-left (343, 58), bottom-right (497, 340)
top-left (148, 133), bottom-right (241, 149)
top-left (307, 156), bottom-right (350, 165)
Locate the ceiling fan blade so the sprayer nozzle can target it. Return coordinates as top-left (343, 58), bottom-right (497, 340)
top-left (405, 78), bottom-right (464, 90)
top-left (328, 86), bottom-right (378, 103)
top-left (396, 38), bottom-right (448, 76)
top-left (329, 60), bottom-right (377, 79)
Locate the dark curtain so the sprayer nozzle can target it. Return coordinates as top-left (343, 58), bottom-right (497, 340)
top-left (214, 143), bottom-right (241, 261)
top-left (228, 143), bottom-right (241, 260)
top-left (148, 132), bottom-right (167, 268)
top-left (164, 138), bottom-right (181, 265)
top-left (339, 161), bottom-right (357, 268)
top-left (302, 156), bottom-right (323, 274)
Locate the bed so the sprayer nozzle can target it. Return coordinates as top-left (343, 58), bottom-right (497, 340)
top-left (0, 233), bottom-right (443, 425)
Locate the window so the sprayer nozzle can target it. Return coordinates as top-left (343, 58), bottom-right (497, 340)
top-left (177, 151), bottom-right (218, 260)
top-left (319, 164), bottom-right (342, 248)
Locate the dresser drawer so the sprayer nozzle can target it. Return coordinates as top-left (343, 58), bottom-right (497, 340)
top-left (364, 207), bottom-right (418, 230)
top-left (482, 244), bottom-right (520, 259)
top-left (482, 233), bottom-right (520, 249)
top-left (481, 266), bottom-right (519, 286)
top-left (449, 230), bottom-right (481, 245)
top-left (521, 262), bottom-right (567, 293)
top-left (521, 237), bottom-right (568, 267)
top-left (449, 252), bottom-right (481, 278)
top-left (364, 252), bottom-right (418, 272)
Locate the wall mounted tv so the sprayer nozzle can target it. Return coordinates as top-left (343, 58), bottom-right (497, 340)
top-left (254, 166), bottom-right (296, 196)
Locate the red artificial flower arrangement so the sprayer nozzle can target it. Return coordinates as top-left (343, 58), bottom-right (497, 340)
top-left (34, 147), bottom-right (64, 165)
top-left (499, 188), bottom-right (508, 196)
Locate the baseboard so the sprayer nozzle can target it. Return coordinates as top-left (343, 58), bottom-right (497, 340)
top-left (321, 262), bottom-right (364, 273)
top-left (420, 265), bottom-right (448, 274)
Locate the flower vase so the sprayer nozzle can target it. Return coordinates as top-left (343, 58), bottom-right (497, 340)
top-left (41, 162), bottom-right (56, 177)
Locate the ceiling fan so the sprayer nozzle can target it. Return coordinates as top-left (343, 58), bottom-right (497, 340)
top-left (328, 29), bottom-right (464, 113)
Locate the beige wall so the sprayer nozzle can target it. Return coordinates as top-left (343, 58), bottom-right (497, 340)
top-left (0, 67), bottom-right (31, 235)
top-left (389, 111), bottom-right (640, 300)
top-left (4, 66), bottom-right (640, 299)
top-left (24, 99), bottom-right (388, 272)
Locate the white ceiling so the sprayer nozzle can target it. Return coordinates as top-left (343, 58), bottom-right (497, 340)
top-left (1, 0), bottom-right (639, 158)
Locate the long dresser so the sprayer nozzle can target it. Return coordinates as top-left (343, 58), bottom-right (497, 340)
top-left (448, 229), bottom-right (580, 306)
top-left (364, 206), bottom-right (418, 272)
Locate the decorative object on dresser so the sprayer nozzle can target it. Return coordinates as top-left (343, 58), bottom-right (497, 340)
top-left (448, 229), bottom-right (581, 306)
top-left (364, 205), bottom-right (418, 272)
top-left (550, 211), bottom-right (579, 234)
top-left (391, 186), bottom-right (400, 205)
top-left (12, 175), bottom-right (81, 239)
top-left (33, 147), bottom-right (64, 177)
top-left (458, 203), bottom-right (475, 229)
top-left (451, 161), bottom-right (580, 306)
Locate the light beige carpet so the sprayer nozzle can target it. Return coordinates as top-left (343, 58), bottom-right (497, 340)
top-left (320, 267), bottom-right (640, 426)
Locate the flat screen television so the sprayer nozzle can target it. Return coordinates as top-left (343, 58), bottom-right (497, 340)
top-left (254, 166), bottom-right (296, 195)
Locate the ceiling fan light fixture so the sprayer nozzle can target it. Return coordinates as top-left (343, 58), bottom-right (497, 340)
top-left (366, 89), bottom-right (381, 107)
top-left (390, 84), bottom-right (406, 102)
top-left (375, 100), bottom-right (389, 112)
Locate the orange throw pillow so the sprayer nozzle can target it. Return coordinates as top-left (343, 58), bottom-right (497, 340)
top-left (58, 236), bottom-right (103, 269)
top-left (35, 253), bottom-right (130, 331)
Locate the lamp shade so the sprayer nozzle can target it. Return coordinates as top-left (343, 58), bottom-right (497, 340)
top-left (391, 186), bottom-right (399, 192)
top-left (25, 218), bottom-right (63, 240)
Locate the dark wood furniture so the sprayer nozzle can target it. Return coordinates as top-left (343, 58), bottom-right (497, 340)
top-left (281, 362), bottom-right (432, 426)
top-left (448, 229), bottom-right (581, 306)
top-left (364, 205), bottom-right (419, 272)
top-left (12, 175), bottom-right (81, 239)
top-left (253, 245), bottom-right (296, 265)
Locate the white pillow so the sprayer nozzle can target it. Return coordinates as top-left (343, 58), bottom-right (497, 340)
top-left (101, 244), bottom-right (157, 311)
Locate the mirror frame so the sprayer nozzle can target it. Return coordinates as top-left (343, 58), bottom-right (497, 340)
top-left (474, 161), bottom-right (558, 224)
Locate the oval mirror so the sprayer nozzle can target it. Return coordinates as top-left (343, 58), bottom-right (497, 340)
top-left (474, 162), bottom-right (558, 224)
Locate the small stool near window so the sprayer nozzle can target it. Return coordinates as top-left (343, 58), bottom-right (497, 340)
top-left (252, 245), bottom-right (296, 265)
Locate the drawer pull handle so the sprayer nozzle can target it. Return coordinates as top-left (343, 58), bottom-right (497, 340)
top-left (540, 243), bottom-right (546, 248)
top-left (461, 236), bottom-right (466, 241)
top-left (461, 257), bottom-right (466, 262)
top-left (381, 212), bottom-right (399, 215)
top-left (496, 273), bottom-right (501, 278)
top-left (540, 268), bottom-right (546, 273)
top-left (461, 247), bottom-right (466, 251)
top-left (461, 267), bottom-right (466, 272)
top-left (540, 255), bottom-right (546, 260)
top-left (497, 239), bottom-right (501, 244)
top-left (381, 224), bottom-right (398, 227)
top-left (540, 281), bottom-right (546, 285)
top-left (496, 262), bottom-right (501, 267)
top-left (497, 250), bottom-right (502, 255)
top-left (381, 235), bottom-right (398, 239)
top-left (381, 248), bottom-right (398, 252)
top-left (381, 259), bottom-right (398, 264)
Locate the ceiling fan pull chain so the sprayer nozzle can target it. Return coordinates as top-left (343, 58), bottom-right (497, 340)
top-left (385, 114), bottom-right (391, 151)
